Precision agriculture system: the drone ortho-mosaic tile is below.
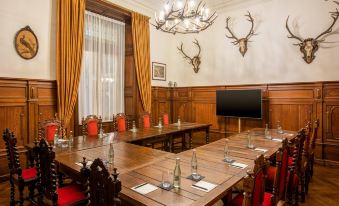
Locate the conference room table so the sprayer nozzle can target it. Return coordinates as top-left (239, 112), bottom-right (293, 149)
top-left (28, 126), bottom-right (296, 206)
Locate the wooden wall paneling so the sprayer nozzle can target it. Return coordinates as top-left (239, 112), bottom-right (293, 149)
top-left (172, 87), bottom-right (192, 123)
top-left (151, 87), bottom-right (172, 123)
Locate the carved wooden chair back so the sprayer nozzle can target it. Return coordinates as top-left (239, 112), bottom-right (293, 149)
top-left (310, 119), bottom-right (320, 151)
top-left (82, 115), bottom-right (102, 136)
top-left (139, 112), bottom-right (152, 128)
top-left (242, 154), bottom-right (272, 206)
top-left (3, 128), bottom-right (22, 176)
top-left (82, 158), bottom-right (121, 206)
top-left (38, 118), bottom-right (64, 143)
top-left (161, 112), bottom-right (170, 125)
top-left (302, 121), bottom-right (312, 160)
top-left (114, 113), bottom-right (128, 132)
top-left (272, 138), bottom-right (289, 202)
top-left (33, 138), bottom-right (58, 202)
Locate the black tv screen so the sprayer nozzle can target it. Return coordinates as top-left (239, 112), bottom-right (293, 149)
top-left (216, 89), bottom-right (262, 119)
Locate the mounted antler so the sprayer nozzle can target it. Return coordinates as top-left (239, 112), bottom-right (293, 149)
top-left (225, 11), bottom-right (256, 57)
top-left (177, 39), bottom-right (202, 73)
top-left (286, 9), bottom-right (339, 64)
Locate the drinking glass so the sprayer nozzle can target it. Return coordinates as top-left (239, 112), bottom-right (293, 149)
top-left (161, 170), bottom-right (172, 189)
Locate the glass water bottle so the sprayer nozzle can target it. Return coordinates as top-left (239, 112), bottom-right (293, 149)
top-left (108, 143), bottom-right (114, 164)
top-left (191, 150), bottom-right (199, 180)
top-left (264, 124), bottom-right (271, 139)
top-left (68, 130), bottom-right (74, 147)
top-left (173, 158), bottom-right (181, 188)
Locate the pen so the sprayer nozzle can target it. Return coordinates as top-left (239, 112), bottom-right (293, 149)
top-left (134, 182), bottom-right (147, 189)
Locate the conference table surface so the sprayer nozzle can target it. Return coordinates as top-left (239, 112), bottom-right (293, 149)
top-left (45, 127), bottom-right (296, 206)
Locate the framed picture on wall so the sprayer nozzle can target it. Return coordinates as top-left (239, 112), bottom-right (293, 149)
top-left (152, 62), bottom-right (166, 81)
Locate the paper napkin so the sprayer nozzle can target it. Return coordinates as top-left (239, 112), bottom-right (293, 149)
top-left (132, 183), bottom-right (158, 195)
top-left (191, 180), bottom-right (217, 192)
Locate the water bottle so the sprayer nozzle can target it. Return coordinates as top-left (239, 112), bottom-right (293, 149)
top-left (173, 158), bottom-right (181, 188)
top-left (108, 143), bottom-right (114, 164)
top-left (68, 130), bottom-right (74, 147)
top-left (191, 150), bottom-right (199, 180)
top-left (99, 124), bottom-right (104, 139)
top-left (158, 117), bottom-right (163, 128)
top-left (177, 116), bottom-right (181, 126)
top-left (264, 124), bottom-right (271, 139)
top-left (53, 129), bottom-right (59, 147)
top-left (277, 121), bottom-right (283, 134)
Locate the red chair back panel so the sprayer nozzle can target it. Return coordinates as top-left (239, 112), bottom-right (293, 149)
top-left (143, 116), bottom-right (150, 128)
top-left (87, 120), bottom-right (98, 136)
top-left (279, 148), bottom-right (288, 194)
top-left (252, 170), bottom-right (264, 206)
top-left (117, 117), bottom-right (126, 132)
top-left (46, 124), bottom-right (58, 142)
top-left (163, 114), bottom-right (169, 125)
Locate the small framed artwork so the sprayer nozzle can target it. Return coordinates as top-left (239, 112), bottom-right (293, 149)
top-left (152, 62), bottom-right (166, 81)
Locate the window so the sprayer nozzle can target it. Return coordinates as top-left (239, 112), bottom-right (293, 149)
top-left (78, 11), bottom-right (125, 122)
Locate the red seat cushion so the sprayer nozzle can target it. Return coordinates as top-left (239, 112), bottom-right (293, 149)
top-left (46, 125), bottom-right (58, 142)
top-left (287, 172), bottom-right (299, 189)
top-left (87, 120), bottom-right (98, 136)
top-left (22, 167), bottom-right (37, 181)
top-left (230, 192), bottom-right (272, 206)
top-left (266, 165), bottom-right (276, 185)
top-left (143, 116), bottom-right (150, 128)
top-left (163, 114), bottom-right (169, 125)
top-left (57, 184), bottom-right (86, 206)
top-left (117, 117), bottom-right (126, 132)
top-left (288, 156), bottom-right (294, 166)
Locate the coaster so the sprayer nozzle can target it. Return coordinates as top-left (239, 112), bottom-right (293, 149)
top-left (159, 183), bottom-right (174, 191)
top-left (223, 159), bottom-right (235, 164)
top-left (186, 174), bottom-right (205, 182)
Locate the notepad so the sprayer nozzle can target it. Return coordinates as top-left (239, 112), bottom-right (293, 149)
top-left (75, 160), bottom-right (93, 167)
top-left (231, 162), bottom-right (248, 169)
top-left (254, 148), bottom-right (268, 153)
top-left (272, 138), bottom-right (283, 142)
top-left (132, 183), bottom-right (158, 195)
top-left (191, 180), bottom-right (217, 192)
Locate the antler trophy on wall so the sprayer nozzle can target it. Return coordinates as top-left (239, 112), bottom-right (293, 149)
top-left (286, 9), bottom-right (339, 64)
top-left (177, 39), bottom-right (201, 73)
top-left (225, 11), bottom-right (256, 57)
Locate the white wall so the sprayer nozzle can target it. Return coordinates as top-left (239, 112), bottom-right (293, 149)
top-left (0, 0), bottom-right (56, 80)
top-left (162, 0), bottom-right (339, 86)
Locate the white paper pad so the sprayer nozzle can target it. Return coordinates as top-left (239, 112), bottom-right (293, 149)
top-left (254, 148), bottom-right (268, 153)
top-left (153, 125), bottom-right (163, 128)
top-left (272, 138), bottom-right (283, 142)
top-left (231, 162), bottom-right (248, 169)
top-left (132, 183), bottom-right (158, 195)
top-left (75, 160), bottom-right (93, 167)
top-left (191, 180), bottom-right (217, 192)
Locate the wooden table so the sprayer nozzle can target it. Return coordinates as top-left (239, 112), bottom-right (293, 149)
top-left (49, 128), bottom-right (296, 206)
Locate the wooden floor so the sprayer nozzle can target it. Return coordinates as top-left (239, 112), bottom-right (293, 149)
top-left (0, 164), bottom-right (338, 205)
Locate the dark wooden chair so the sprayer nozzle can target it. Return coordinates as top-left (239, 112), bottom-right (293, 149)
top-left (82, 115), bottom-right (102, 136)
top-left (285, 128), bottom-right (306, 206)
top-left (113, 113), bottom-right (129, 132)
top-left (81, 158), bottom-right (121, 206)
top-left (34, 138), bottom-right (87, 206)
top-left (3, 128), bottom-right (37, 206)
top-left (139, 112), bottom-right (152, 129)
top-left (38, 117), bottom-right (64, 143)
top-left (161, 112), bottom-right (186, 152)
top-left (229, 154), bottom-right (276, 206)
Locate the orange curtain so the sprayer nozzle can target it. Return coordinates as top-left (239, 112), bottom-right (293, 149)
top-left (131, 12), bottom-right (152, 113)
top-left (56, 0), bottom-right (85, 128)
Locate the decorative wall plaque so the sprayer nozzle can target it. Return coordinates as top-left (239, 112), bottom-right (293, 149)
top-left (14, 26), bottom-right (39, 60)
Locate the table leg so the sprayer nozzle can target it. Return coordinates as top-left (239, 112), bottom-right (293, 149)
top-left (169, 136), bottom-right (173, 153)
top-left (206, 127), bottom-right (210, 144)
top-left (189, 131), bottom-right (193, 149)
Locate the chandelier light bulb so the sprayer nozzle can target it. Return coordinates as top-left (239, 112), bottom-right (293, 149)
top-left (174, 18), bottom-right (180, 24)
top-left (189, 0), bottom-right (195, 9)
top-left (164, 3), bottom-right (170, 12)
top-left (159, 10), bottom-right (165, 21)
top-left (176, 0), bottom-right (183, 9)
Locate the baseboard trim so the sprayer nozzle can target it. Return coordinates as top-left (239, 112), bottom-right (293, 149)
top-left (315, 158), bottom-right (339, 168)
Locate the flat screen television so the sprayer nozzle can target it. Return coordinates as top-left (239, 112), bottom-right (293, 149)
top-left (216, 89), bottom-right (262, 119)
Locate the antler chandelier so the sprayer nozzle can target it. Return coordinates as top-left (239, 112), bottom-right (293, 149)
top-left (153, 0), bottom-right (217, 34)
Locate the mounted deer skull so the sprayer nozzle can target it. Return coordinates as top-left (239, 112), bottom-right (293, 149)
top-left (225, 11), bottom-right (256, 57)
top-left (177, 39), bottom-right (202, 73)
top-left (286, 9), bottom-right (339, 64)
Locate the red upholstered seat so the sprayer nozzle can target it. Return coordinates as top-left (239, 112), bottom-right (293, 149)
top-left (288, 156), bottom-right (294, 166)
top-left (230, 192), bottom-right (272, 206)
top-left (46, 125), bottom-right (58, 142)
top-left (143, 116), bottom-right (150, 128)
top-left (87, 120), bottom-right (98, 136)
top-left (57, 184), bottom-right (86, 206)
top-left (163, 114), bottom-right (169, 125)
top-left (117, 117), bottom-right (126, 132)
top-left (22, 167), bottom-right (37, 181)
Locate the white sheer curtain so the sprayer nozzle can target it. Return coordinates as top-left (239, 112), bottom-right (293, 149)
top-left (79, 11), bottom-right (125, 122)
